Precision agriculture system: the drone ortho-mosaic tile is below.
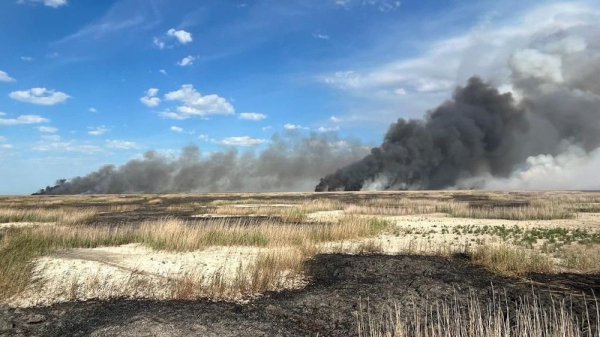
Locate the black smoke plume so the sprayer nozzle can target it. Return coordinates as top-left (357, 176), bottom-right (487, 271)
top-left (316, 78), bottom-right (528, 191)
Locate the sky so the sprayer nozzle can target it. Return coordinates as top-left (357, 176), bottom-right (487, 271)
top-left (0, 0), bottom-right (596, 194)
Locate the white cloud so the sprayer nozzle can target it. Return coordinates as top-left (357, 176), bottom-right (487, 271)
top-left (88, 126), bottom-right (110, 136)
top-left (314, 33), bottom-right (330, 40)
top-left (178, 55), bottom-right (195, 67)
top-left (238, 112), bottom-right (267, 121)
top-left (0, 115), bottom-right (49, 125)
top-left (0, 70), bottom-right (16, 83)
top-left (17, 0), bottom-right (67, 8)
top-left (170, 126), bottom-right (184, 133)
top-left (140, 88), bottom-right (161, 107)
top-left (33, 137), bottom-right (101, 153)
top-left (0, 144), bottom-right (13, 149)
top-left (394, 88), bottom-right (407, 95)
top-left (89, 107), bottom-right (98, 113)
top-left (41, 135), bottom-right (61, 141)
top-left (21, 56), bottom-right (34, 62)
top-left (334, 0), bottom-right (401, 12)
top-left (167, 29), bottom-right (193, 44)
top-left (317, 126), bottom-right (340, 132)
top-left (198, 134), bottom-right (210, 141)
top-left (165, 84), bottom-right (235, 116)
top-left (154, 29), bottom-right (193, 50)
top-left (34, 142), bottom-right (101, 153)
top-left (262, 126), bottom-right (272, 131)
top-left (153, 37), bottom-right (166, 50)
top-left (37, 126), bottom-right (58, 133)
top-left (106, 140), bottom-right (137, 149)
top-left (218, 136), bottom-right (266, 146)
top-left (9, 88), bottom-right (70, 105)
top-left (330, 116), bottom-right (341, 123)
top-left (284, 123), bottom-right (309, 130)
top-left (159, 69), bottom-right (167, 75)
top-left (158, 110), bottom-right (190, 120)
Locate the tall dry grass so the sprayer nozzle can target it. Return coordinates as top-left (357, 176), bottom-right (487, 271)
top-left (0, 207), bottom-right (98, 225)
top-left (0, 216), bottom-right (390, 300)
top-left (357, 293), bottom-right (599, 337)
top-left (346, 198), bottom-right (576, 220)
top-left (470, 244), bottom-right (554, 276)
top-left (163, 248), bottom-right (310, 301)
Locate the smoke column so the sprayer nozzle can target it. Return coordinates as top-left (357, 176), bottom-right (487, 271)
top-left (36, 132), bottom-right (368, 194)
top-left (316, 23), bottom-right (600, 191)
top-left (316, 77), bottom-right (529, 191)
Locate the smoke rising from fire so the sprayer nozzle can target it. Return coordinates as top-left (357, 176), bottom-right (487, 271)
top-left (316, 15), bottom-right (600, 191)
top-left (36, 132), bottom-right (368, 194)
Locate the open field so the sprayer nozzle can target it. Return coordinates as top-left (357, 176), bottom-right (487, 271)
top-left (1, 191), bottom-right (600, 336)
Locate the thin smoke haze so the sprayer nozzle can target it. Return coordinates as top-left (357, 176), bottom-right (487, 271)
top-left (35, 132), bottom-right (368, 194)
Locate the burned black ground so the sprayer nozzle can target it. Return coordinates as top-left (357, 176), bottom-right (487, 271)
top-left (1, 254), bottom-right (598, 337)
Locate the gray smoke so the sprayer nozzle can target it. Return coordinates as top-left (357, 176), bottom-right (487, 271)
top-left (36, 132), bottom-right (369, 194)
top-left (316, 24), bottom-right (600, 191)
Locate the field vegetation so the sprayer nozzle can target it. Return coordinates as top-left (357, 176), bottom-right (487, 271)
top-left (1, 191), bottom-right (599, 334)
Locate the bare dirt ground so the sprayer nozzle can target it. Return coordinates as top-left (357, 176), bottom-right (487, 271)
top-left (1, 254), bottom-right (598, 337)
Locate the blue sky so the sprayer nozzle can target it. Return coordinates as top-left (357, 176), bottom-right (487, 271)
top-left (0, 0), bottom-right (594, 194)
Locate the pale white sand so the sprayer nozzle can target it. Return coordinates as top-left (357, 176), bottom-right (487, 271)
top-left (9, 244), bottom-right (272, 307)
top-left (0, 222), bottom-right (55, 230)
top-left (306, 210), bottom-right (345, 222)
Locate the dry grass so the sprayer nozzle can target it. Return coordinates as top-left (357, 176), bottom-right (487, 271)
top-left (559, 245), bottom-right (600, 273)
top-left (470, 244), bottom-right (554, 277)
top-left (446, 200), bottom-right (574, 221)
top-left (346, 199), bottom-right (454, 216)
top-left (2, 191), bottom-right (600, 306)
top-left (347, 198), bottom-right (576, 220)
top-left (0, 207), bottom-right (98, 225)
top-left (169, 248), bottom-right (309, 300)
top-left (357, 292), bottom-right (599, 337)
top-left (207, 199), bottom-right (345, 222)
top-left (0, 216), bottom-right (390, 300)
top-left (103, 204), bottom-right (140, 213)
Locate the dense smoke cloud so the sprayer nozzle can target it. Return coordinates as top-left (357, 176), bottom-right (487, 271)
top-left (316, 78), bottom-right (528, 191)
top-left (316, 11), bottom-right (600, 191)
top-left (36, 132), bottom-right (369, 194)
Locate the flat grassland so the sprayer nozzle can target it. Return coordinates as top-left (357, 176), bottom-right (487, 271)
top-left (0, 191), bottom-right (599, 336)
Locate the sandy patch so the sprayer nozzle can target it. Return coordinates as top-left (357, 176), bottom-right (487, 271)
top-left (9, 244), bottom-right (303, 308)
top-left (322, 212), bottom-right (600, 256)
top-left (231, 204), bottom-right (296, 208)
top-left (389, 212), bottom-right (600, 231)
top-left (0, 222), bottom-right (55, 230)
top-left (190, 214), bottom-right (269, 219)
top-left (307, 210), bottom-right (345, 222)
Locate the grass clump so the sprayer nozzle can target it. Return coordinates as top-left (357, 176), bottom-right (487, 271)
top-left (470, 244), bottom-right (554, 277)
